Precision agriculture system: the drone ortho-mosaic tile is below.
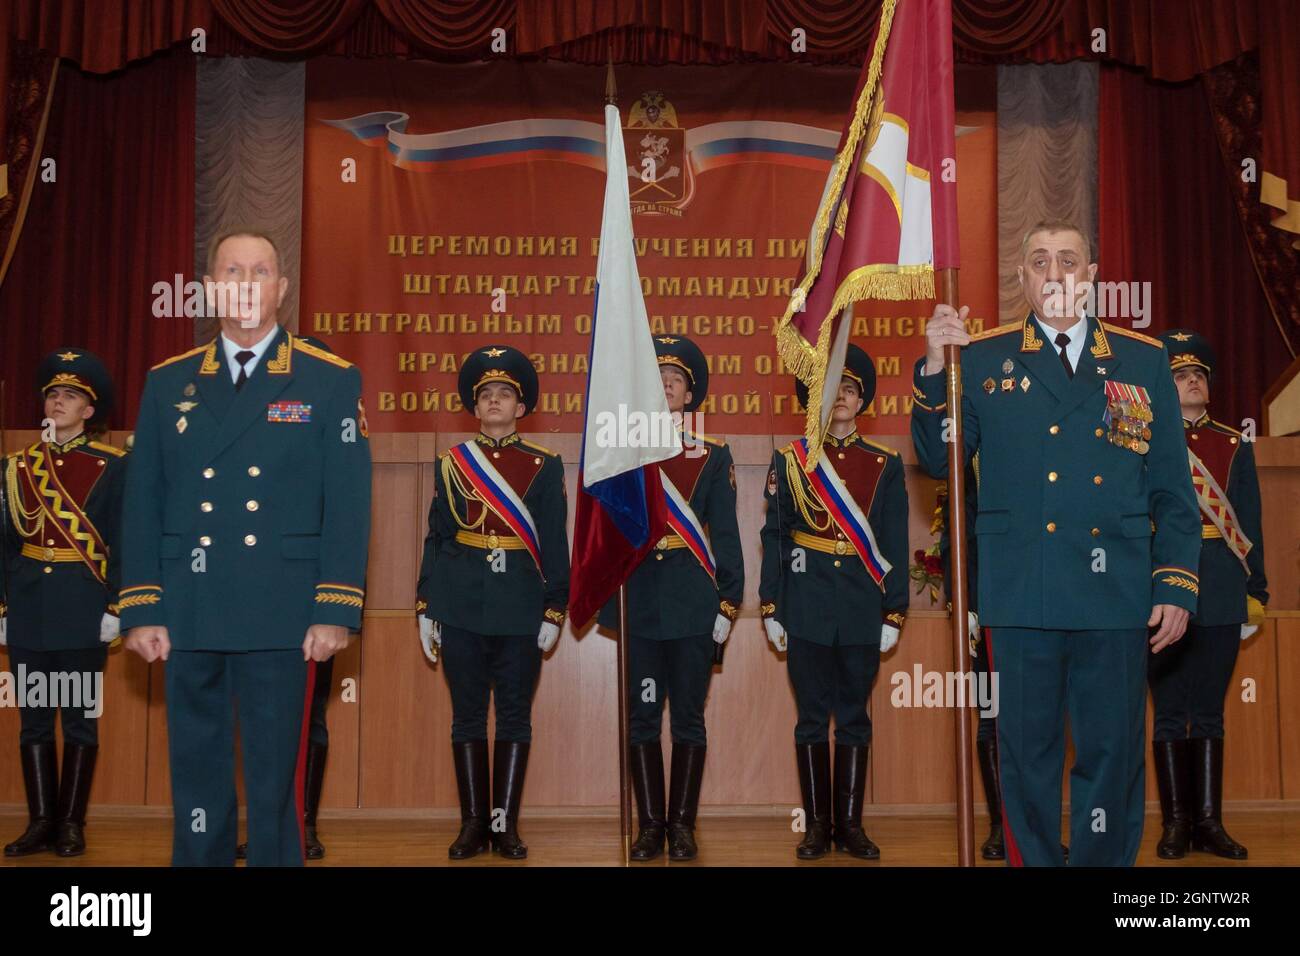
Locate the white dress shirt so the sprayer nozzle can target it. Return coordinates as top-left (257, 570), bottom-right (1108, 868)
top-left (1034, 313), bottom-right (1087, 373)
top-left (220, 325), bottom-right (278, 384)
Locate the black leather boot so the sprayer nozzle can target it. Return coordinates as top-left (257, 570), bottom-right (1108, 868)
top-left (303, 740), bottom-right (328, 860)
top-left (1190, 737), bottom-right (1247, 859)
top-left (449, 739), bottom-right (491, 860)
top-left (5, 741), bottom-right (58, 857)
top-left (833, 744), bottom-right (880, 859)
top-left (53, 743), bottom-right (97, 857)
top-left (795, 742), bottom-right (832, 860)
top-left (491, 741), bottom-right (530, 860)
top-left (976, 737), bottom-right (1005, 860)
top-left (1153, 739), bottom-right (1192, 859)
top-left (629, 743), bottom-right (666, 861)
top-left (666, 743), bottom-right (706, 861)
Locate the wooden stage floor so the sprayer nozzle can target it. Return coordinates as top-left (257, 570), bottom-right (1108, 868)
top-left (3, 806), bottom-right (1298, 867)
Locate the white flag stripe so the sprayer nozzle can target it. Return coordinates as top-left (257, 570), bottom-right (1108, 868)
top-left (582, 103), bottom-right (681, 487)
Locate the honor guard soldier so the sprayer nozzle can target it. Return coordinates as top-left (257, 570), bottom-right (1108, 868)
top-left (120, 229), bottom-right (372, 867)
top-left (912, 220), bottom-right (1201, 866)
top-left (416, 345), bottom-right (570, 861)
top-left (760, 344), bottom-right (910, 860)
top-left (596, 335), bottom-right (743, 862)
top-left (1148, 330), bottom-right (1266, 860)
top-left (1, 350), bottom-right (125, 857)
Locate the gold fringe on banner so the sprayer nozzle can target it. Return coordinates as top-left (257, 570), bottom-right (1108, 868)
top-left (773, 0), bottom-right (899, 470)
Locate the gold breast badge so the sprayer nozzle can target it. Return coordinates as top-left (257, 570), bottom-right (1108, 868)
top-left (175, 400), bottom-right (197, 434)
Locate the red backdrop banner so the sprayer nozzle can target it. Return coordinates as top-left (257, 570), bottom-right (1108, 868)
top-left (301, 58), bottom-right (996, 435)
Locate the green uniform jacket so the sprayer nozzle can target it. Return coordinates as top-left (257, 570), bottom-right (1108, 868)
top-left (119, 328), bottom-right (372, 648)
top-left (2, 436), bottom-right (126, 651)
top-left (911, 315), bottom-right (1202, 629)
top-left (759, 432), bottom-right (910, 646)
top-left (597, 432), bottom-right (744, 639)
top-left (1182, 414), bottom-right (1268, 626)
top-left (417, 432), bottom-right (570, 636)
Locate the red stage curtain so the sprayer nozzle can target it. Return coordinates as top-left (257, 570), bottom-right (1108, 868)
top-left (0, 50), bottom-right (195, 432)
top-left (209, 0), bottom-right (368, 53)
top-left (1098, 64), bottom-right (1292, 427)
top-left (0, 43), bottom-right (57, 285)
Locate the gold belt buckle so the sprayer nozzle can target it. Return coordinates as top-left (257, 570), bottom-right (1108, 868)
top-left (656, 536), bottom-right (669, 550)
top-left (487, 532), bottom-right (499, 550)
top-left (834, 540), bottom-right (848, 555)
top-left (43, 547), bottom-right (55, 562)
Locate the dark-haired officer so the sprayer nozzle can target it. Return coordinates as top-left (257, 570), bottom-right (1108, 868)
top-left (1148, 329), bottom-right (1266, 860)
top-left (416, 345), bottom-right (570, 860)
top-left (760, 344), bottom-right (910, 860)
top-left (2, 349), bottom-right (125, 857)
top-left (596, 335), bottom-right (743, 861)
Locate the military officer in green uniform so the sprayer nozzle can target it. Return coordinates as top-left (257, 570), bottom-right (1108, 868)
top-left (416, 344), bottom-right (570, 861)
top-left (596, 335), bottom-right (743, 862)
top-left (761, 344), bottom-right (910, 861)
top-left (120, 229), bottom-right (372, 867)
top-left (1, 349), bottom-right (125, 857)
top-left (912, 219), bottom-right (1201, 866)
top-left (1148, 329), bottom-right (1265, 860)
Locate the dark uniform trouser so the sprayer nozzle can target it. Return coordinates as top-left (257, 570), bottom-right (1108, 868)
top-left (627, 632), bottom-right (714, 746)
top-left (441, 625), bottom-right (542, 743)
top-left (166, 649), bottom-right (308, 867)
top-left (1148, 622), bottom-right (1240, 741)
top-left (309, 656), bottom-right (334, 748)
top-left (787, 632), bottom-right (880, 747)
top-left (7, 646), bottom-right (108, 747)
top-left (987, 627), bottom-right (1147, 867)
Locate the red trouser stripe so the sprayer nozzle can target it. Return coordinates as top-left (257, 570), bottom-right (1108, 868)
top-left (984, 628), bottom-right (1024, 867)
top-left (294, 659), bottom-right (318, 858)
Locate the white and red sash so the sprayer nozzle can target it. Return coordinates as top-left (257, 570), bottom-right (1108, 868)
top-left (790, 438), bottom-right (891, 588)
top-left (447, 440), bottom-right (544, 577)
top-left (660, 470), bottom-right (716, 581)
top-left (1187, 446), bottom-right (1252, 573)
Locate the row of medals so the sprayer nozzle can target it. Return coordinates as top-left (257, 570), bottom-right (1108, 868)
top-left (1109, 399), bottom-right (1152, 454)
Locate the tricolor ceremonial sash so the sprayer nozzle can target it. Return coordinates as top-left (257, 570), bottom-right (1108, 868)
top-left (1188, 447), bottom-right (1253, 572)
top-left (10, 445), bottom-right (108, 583)
top-left (447, 440), bottom-right (544, 577)
top-left (660, 470), bottom-right (716, 581)
top-left (789, 439), bottom-right (891, 588)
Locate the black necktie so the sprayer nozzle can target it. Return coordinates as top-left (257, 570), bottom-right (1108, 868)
top-left (1055, 333), bottom-right (1074, 379)
top-left (234, 350), bottom-right (256, 391)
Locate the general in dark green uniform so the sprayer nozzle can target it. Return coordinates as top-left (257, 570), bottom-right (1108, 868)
top-left (761, 344), bottom-right (910, 860)
top-left (912, 221), bottom-right (1201, 866)
top-left (596, 335), bottom-right (743, 861)
top-left (417, 345), bottom-right (570, 861)
top-left (1148, 329), bottom-right (1266, 860)
top-left (120, 230), bottom-right (372, 867)
top-left (2, 349), bottom-right (124, 858)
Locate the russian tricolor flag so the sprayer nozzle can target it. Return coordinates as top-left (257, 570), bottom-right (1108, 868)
top-left (568, 103), bottom-right (681, 627)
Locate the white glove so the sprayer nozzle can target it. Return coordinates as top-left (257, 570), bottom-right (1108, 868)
top-left (1240, 624), bottom-right (1258, 641)
top-left (712, 613), bottom-right (732, 645)
top-left (418, 615), bottom-right (440, 663)
top-left (0, 617), bottom-right (6, 646)
top-left (99, 613), bottom-right (120, 644)
top-left (537, 621), bottom-right (560, 653)
top-left (764, 617), bottom-right (787, 652)
top-left (967, 610), bottom-right (980, 658)
top-left (880, 623), bottom-right (900, 654)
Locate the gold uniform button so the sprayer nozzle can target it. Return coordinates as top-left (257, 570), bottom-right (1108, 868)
top-left (1095, 428), bottom-right (1104, 437)
top-left (244, 534), bottom-right (257, 546)
top-left (97, 460), bottom-right (105, 467)
top-left (876, 456), bottom-right (885, 463)
top-left (199, 536), bottom-right (212, 547)
top-left (1049, 425), bottom-right (1060, 435)
top-left (203, 467), bottom-right (215, 479)
top-left (655, 553), bottom-right (664, 561)
top-left (1046, 522), bottom-right (1056, 533)
top-left (492, 451), bottom-right (501, 459)
top-left (201, 502), bottom-right (213, 513)
top-left (43, 566), bottom-right (52, 574)
top-left (1230, 437), bottom-right (1238, 444)
top-left (1048, 471), bottom-right (1058, 482)
top-left (534, 457), bottom-right (542, 465)
top-left (55, 459), bottom-right (64, 466)
top-left (46, 539), bottom-right (55, 546)
top-left (1094, 475), bottom-right (1103, 485)
top-left (837, 452), bottom-right (845, 460)
top-left (1190, 433), bottom-right (1198, 440)
top-left (1091, 527), bottom-right (1101, 536)
top-left (248, 466), bottom-right (261, 477)
top-left (833, 559), bottom-right (842, 568)
top-left (246, 500), bottom-right (259, 512)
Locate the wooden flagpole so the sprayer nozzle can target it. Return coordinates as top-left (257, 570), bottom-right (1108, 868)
top-left (940, 268), bottom-right (976, 867)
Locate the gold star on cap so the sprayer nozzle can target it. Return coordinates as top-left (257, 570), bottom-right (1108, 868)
top-left (483, 347), bottom-right (506, 357)
top-left (1171, 332), bottom-right (1192, 341)
top-left (657, 336), bottom-right (679, 344)
top-left (58, 351), bottom-right (80, 361)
